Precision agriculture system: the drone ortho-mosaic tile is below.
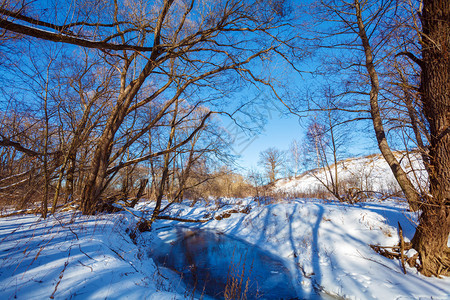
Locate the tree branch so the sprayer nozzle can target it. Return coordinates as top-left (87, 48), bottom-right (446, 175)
top-left (396, 51), bottom-right (423, 68)
top-left (0, 18), bottom-right (154, 52)
top-left (0, 138), bottom-right (59, 157)
top-left (106, 111), bottom-right (213, 175)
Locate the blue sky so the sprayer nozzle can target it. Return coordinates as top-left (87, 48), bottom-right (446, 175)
top-left (229, 98), bottom-right (381, 172)
top-left (231, 112), bottom-right (304, 170)
top-left (224, 51), bottom-right (384, 173)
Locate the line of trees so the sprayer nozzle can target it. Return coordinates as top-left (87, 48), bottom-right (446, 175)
top-left (0, 0), bottom-right (299, 219)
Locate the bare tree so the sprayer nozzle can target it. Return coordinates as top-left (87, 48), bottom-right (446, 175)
top-left (306, 0), bottom-right (449, 276)
top-left (259, 147), bottom-right (285, 184)
top-left (0, 0), bottom-right (300, 214)
top-left (247, 168), bottom-right (268, 202)
top-left (303, 86), bottom-right (352, 201)
top-left (287, 138), bottom-right (304, 177)
top-left (410, 0), bottom-right (450, 277)
top-left (304, 119), bottom-right (341, 199)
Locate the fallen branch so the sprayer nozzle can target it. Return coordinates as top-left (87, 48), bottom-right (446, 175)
top-left (370, 244), bottom-right (402, 259)
top-left (0, 208), bottom-right (41, 218)
top-left (155, 215), bottom-right (211, 223)
top-left (58, 201), bottom-right (79, 212)
top-left (370, 235), bottom-right (417, 274)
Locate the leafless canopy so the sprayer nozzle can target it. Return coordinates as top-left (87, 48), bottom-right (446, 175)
top-left (0, 0), bottom-right (301, 214)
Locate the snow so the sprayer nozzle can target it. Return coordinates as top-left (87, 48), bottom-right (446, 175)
top-left (0, 212), bottom-right (184, 299)
top-left (275, 152), bottom-right (427, 196)
top-left (1, 196), bottom-right (449, 299)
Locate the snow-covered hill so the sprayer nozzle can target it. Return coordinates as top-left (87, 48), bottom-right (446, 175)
top-left (275, 152), bottom-right (427, 198)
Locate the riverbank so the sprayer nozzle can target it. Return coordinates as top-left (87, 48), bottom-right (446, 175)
top-left (1, 198), bottom-right (449, 299)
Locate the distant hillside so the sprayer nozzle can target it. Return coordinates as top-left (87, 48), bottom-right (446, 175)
top-left (274, 152), bottom-right (427, 198)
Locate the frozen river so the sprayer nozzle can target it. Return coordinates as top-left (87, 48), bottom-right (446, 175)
top-left (150, 227), bottom-right (307, 299)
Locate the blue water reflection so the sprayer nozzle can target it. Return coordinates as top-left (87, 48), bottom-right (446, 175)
top-left (150, 228), bottom-right (299, 299)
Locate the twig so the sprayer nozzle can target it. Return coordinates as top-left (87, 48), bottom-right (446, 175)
top-left (398, 222), bottom-right (406, 274)
top-left (77, 260), bottom-right (93, 272)
top-left (53, 214), bottom-right (79, 240)
top-left (114, 203), bottom-right (141, 218)
top-left (370, 245), bottom-right (401, 249)
top-left (357, 250), bottom-right (402, 273)
top-left (78, 244), bottom-right (95, 261)
top-left (49, 248), bottom-right (71, 299)
top-left (108, 246), bottom-right (138, 272)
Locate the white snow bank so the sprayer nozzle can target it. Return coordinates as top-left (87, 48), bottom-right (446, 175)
top-left (1, 197), bottom-right (449, 299)
top-left (0, 211), bottom-right (185, 299)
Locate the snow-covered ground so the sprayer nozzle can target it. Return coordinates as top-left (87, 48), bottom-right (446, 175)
top-left (1, 197), bottom-right (449, 299)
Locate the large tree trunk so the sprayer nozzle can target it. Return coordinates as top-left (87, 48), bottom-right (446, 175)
top-left (80, 87), bottom-right (134, 213)
top-left (353, 0), bottom-right (449, 276)
top-left (354, 0), bottom-right (421, 211)
top-left (80, 119), bottom-right (120, 214)
top-left (79, 0), bottom-right (174, 214)
top-left (412, 205), bottom-right (450, 276)
top-left (411, 0), bottom-right (450, 277)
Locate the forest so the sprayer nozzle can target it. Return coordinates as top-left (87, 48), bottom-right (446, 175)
top-left (0, 0), bottom-right (449, 298)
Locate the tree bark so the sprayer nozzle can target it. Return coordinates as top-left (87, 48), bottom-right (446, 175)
top-left (354, 0), bottom-right (421, 211)
top-left (66, 153), bottom-right (75, 203)
top-left (411, 0), bottom-right (450, 277)
top-left (80, 112), bottom-right (124, 213)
